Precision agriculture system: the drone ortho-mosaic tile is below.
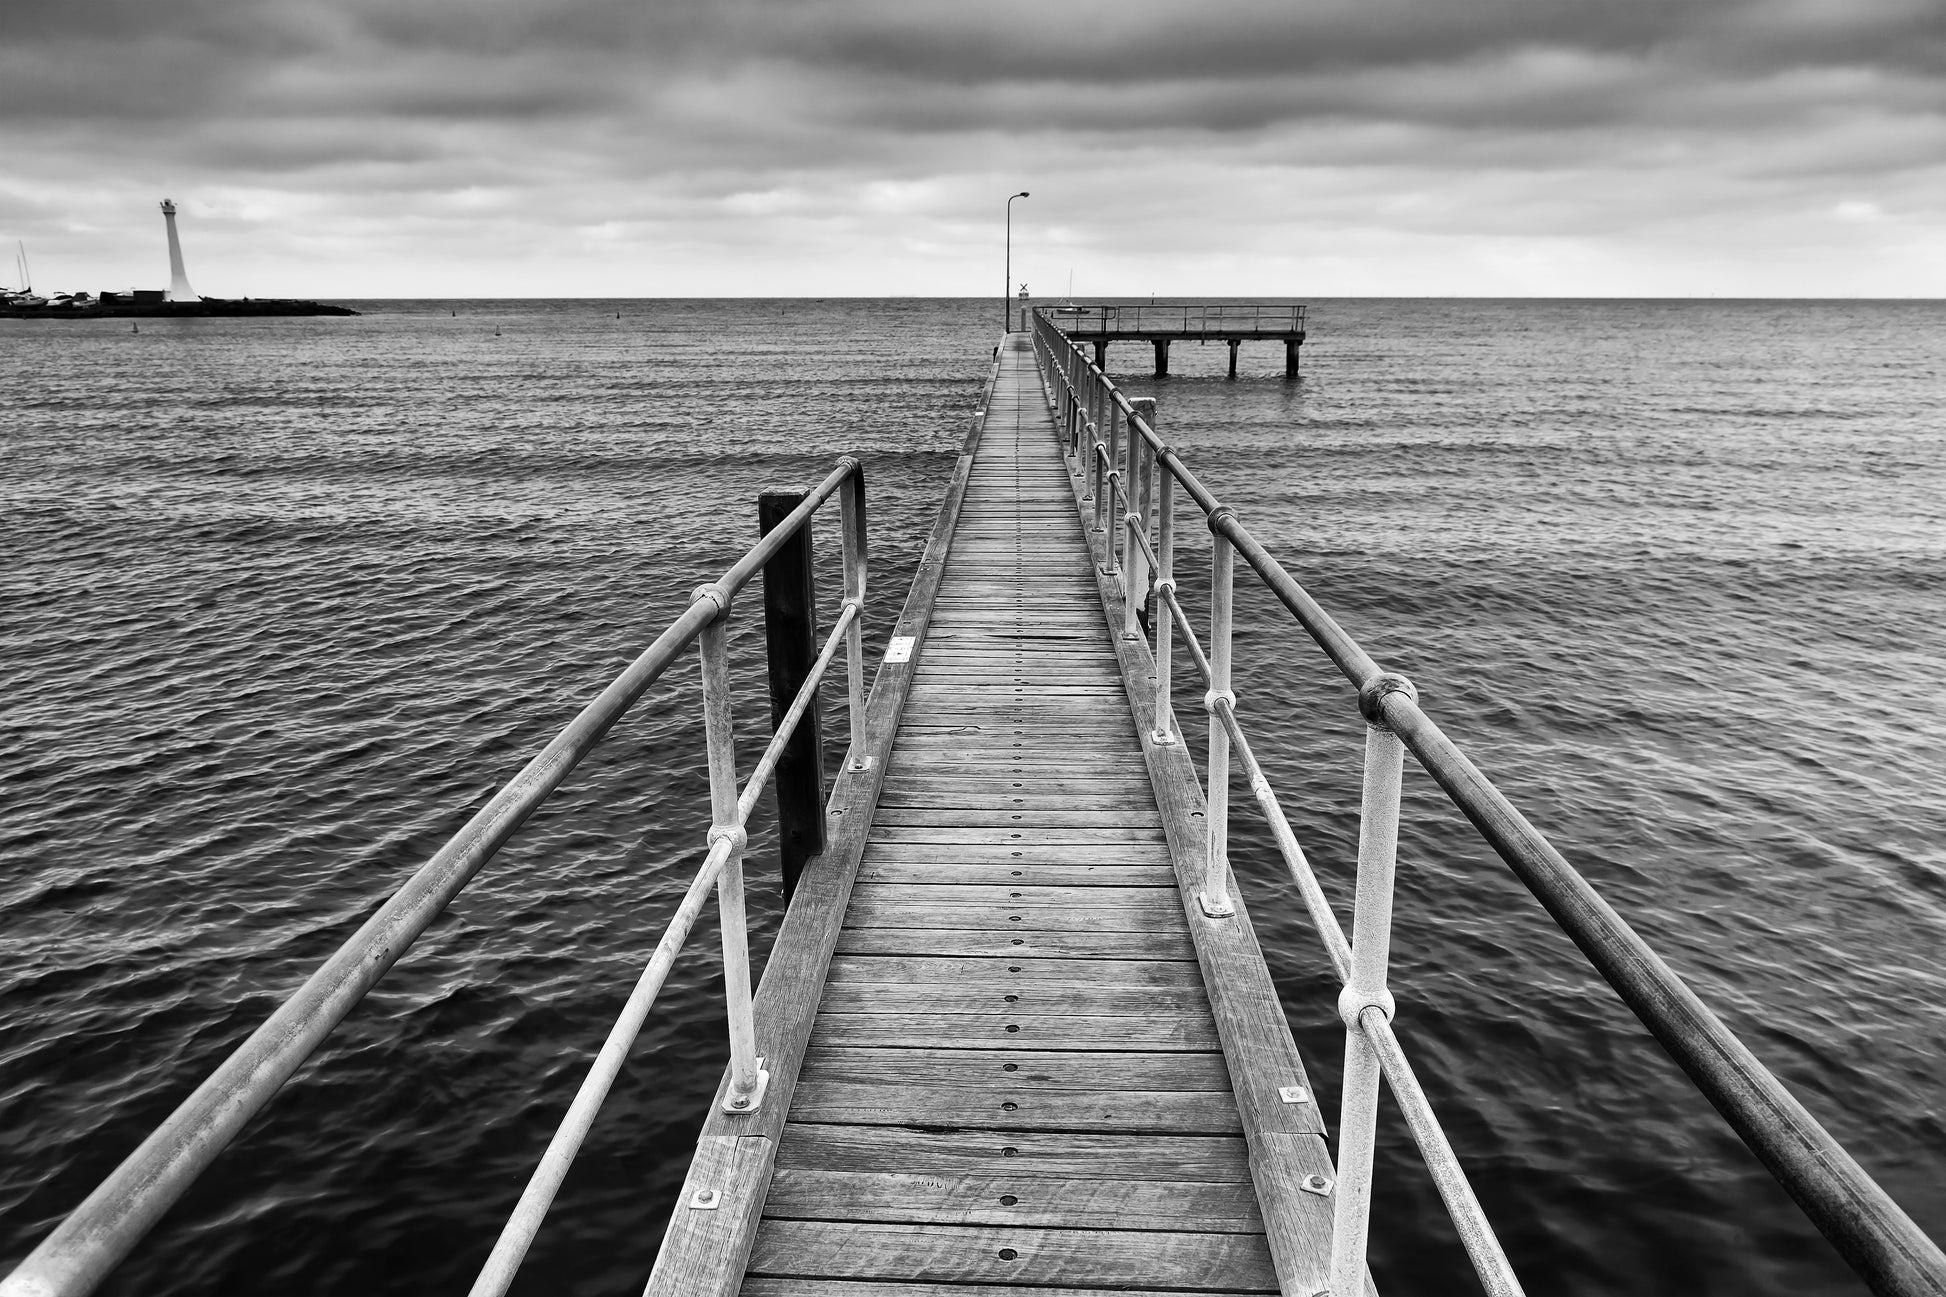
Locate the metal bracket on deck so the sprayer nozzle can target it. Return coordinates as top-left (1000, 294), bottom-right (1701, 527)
top-left (1300, 1174), bottom-right (1334, 1197)
top-left (1198, 890), bottom-right (1236, 919)
top-left (721, 1056), bottom-right (770, 1115)
top-left (1279, 1085), bottom-right (1311, 1105)
top-left (687, 1187), bottom-right (721, 1211)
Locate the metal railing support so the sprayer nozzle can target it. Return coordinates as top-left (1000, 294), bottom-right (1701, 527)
top-left (838, 460), bottom-right (869, 772)
top-left (694, 587), bottom-right (768, 1116)
top-left (1152, 443), bottom-right (1177, 745)
top-left (1122, 398), bottom-right (1155, 639)
top-left (1200, 513), bottom-right (1237, 918)
top-left (1103, 391), bottom-right (1122, 549)
top-left (1329, 674), bottom-right (1415, 1297)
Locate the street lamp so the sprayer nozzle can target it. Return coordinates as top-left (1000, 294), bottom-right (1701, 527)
top-left (1005, 191), bottom-right (1029, 332)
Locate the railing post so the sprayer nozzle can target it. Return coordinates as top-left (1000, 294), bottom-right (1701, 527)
top-left (1089, 364), bottom-right (1105, 459)
top-left (1088, 411), bottom-right (1103, 519)
top-left (1122, 398), bottom-right (1155, 639)
top-left (1200, 515), bottom-right (1236, 918)
top-left (1152, 448), bottom-right (1177, 745)
top-left (694, 585), bottom-right (768, 1115)
top-left (757, 492), bottom-right (824, 903)
top-left (1099, 401), bottom-right (1121, 574)
top-left (1329, 673), bottom-right (1417, 1294)
top-left (838, 460), bottom-right (869, 771)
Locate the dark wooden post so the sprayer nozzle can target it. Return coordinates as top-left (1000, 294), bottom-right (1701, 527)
top-left (1227, 339), bottom-right (1240, 380)
top-left (759, 490), bottom-right (825, 902)
top-left (1285, 338), bottom-right (1301, 379)
top-left (1152, 338), bottom-right (1169, 378)
top-left (1092, 341), bottom-right (1106, 369)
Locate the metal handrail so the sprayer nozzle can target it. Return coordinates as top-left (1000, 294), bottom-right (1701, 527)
top-left (1032, 307), bottom-right (1946, 1297)
top-left (1, 457), bottom-right (871, 1297)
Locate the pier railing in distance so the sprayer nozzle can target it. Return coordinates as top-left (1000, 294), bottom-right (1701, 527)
top-left (0, 458), bottom-right (872, 1297)
top-left (1055, 302), bottom-right (1306, 337)
top-left (1031, 307), bottom-right (1946, 1297)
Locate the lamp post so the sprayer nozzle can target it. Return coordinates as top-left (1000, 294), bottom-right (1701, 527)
top-left (1005, 191), bottom-right (1029, 332)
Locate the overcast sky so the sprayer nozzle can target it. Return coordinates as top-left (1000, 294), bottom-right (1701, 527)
top-left (3, 0), bottom-right (1941, 298)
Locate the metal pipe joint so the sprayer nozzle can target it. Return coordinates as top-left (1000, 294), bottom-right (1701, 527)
top-left (1340, 987), bottom-right (1398, 1030)
top-left (689, 583), bottom-right (732, 620)
top-left (1204, 688), bottom-right (1237, 713)
top-left (1358, 672), bottom-right (1418, 730)
top-left (705, 824), bottom-right (748, 852)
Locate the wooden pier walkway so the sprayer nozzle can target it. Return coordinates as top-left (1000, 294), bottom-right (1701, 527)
top-left (667, 335), bottom-right (1339, 1295)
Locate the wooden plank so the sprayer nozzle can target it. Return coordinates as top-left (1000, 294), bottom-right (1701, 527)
top-left (1252, 1131), bottom-right (1343, 1297)
top-left (856, 861), bottom-right (1177, 887)
top-left (877, 787), bottom-right (1159, 806)
top-left (841, 901), bottom-right (1177, 935)
top-left (644, 1134), bottom-right (773, 1297)
top-left (808, 1011), bottom-right (1219, 1051)
top-left (821, 956), bottom-right (1202, 988)
top-left (786, 1080), bottom-right (1240, 1133)
top-left (853, 843), bottom-right (1175, 864)
top-left (849, 882), bottom-right (1182, 910)
top-left (835, 923), bottom-right (1194, 960)
top-left (762, 1170), bottom-right (1263, 1231)
top-left (864, 802), bottom-right (1152, 821)
top-left (743, 1220), bottom-right (1278, 1291)
top-left (797, 1044), bottom-right (1229, 1088)
top-left (817, 980), bottom-right (1209, 1016)
top-left (744, 1282), bottom-right (1234, 1297)
top-left (866, 826), bottom-right (1168, 845)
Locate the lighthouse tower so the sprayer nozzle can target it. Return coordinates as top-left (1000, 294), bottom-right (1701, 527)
top-left (160, 199), bottom-right (197, 301)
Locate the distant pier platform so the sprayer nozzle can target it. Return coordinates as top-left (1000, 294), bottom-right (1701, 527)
top-left (1, 297), bottom-right (359, 320)
top-left (1045, 304), bottom-right (1307, 378)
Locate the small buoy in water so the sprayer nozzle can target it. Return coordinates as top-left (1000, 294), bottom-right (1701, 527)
top-left (494, 328), bottom-right (501, 336)
top-left (131, 323), bottom-right (138, 333)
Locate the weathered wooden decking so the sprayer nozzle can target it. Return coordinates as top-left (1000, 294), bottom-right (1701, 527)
top-left (652, 335), bottom-right (1337, 1297)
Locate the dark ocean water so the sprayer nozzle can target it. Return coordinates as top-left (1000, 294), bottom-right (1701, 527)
top-left (2, 298), bottom-right (1942, 1296)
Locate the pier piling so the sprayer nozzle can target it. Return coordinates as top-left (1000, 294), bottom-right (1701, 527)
top-left (759, 490), bottom-right (826, 900)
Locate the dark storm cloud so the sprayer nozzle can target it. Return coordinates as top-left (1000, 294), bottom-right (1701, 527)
top-left (6, 0), bottom-right (1941, 129)
top-left (1, 0), bottom-right (1940, 294)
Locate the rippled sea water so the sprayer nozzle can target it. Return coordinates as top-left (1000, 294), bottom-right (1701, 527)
top-left (3, 298), bottom-right (1942, 1296)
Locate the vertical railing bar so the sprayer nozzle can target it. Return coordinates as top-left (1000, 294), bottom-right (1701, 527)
top-left (1152, 454), bottom-right (1177, 745)
top-left (838, 459), bottom-right (869, 772)
top-left (1200, 526), bottom-right (1236, 918)
top-left (1122, 399), bottom-right (1153, 638)
top-left (1329, 676), bottom-right (1415, 1297)
top-left (693, 586), bottom-right (767, 1116)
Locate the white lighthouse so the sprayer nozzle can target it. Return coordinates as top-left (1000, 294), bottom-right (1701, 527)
top-left (160, 199), bottom-right (197, 301)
